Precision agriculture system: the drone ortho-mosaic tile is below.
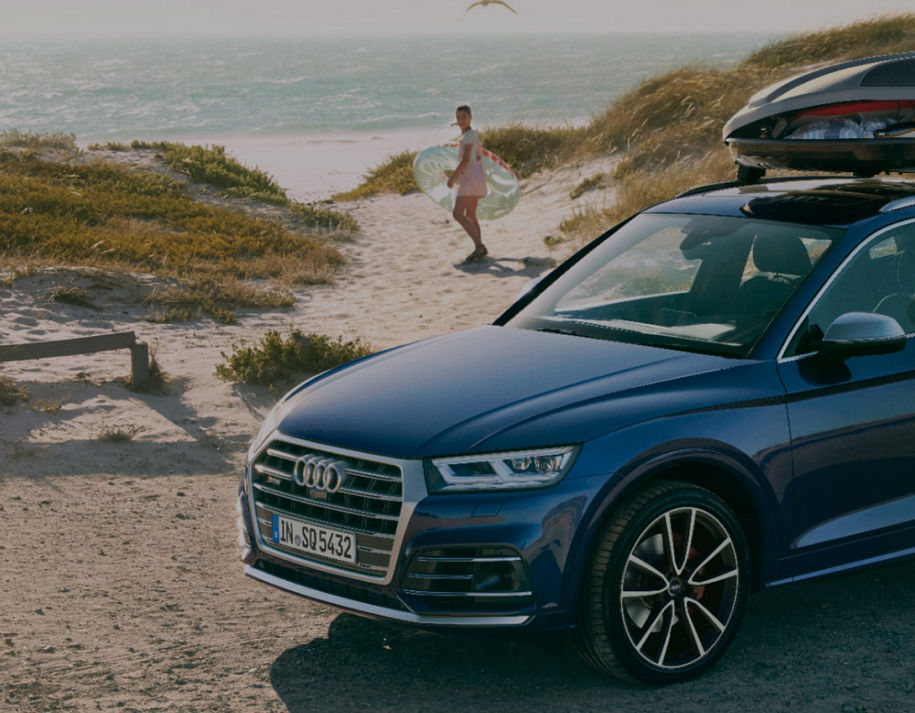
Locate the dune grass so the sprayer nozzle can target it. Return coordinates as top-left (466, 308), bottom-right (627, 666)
top-left (0, 145), bottom-right (347, 320)
top-left (333, 150), bottom-right (418, 201)
top-left (1, 129), bottom-right (79, 153)
top-left (217, 329), bottom-right (374, 388)
top-left (570, 173), bottom-right (609, 200)
top-left (480, 123), bottom-right (583, 178)
top-left (91, 139), bottom-right (359, 233)
top-left (744, 13), bottom-right (915, 68)
top-left (130, 141), bottom-right (290, 205)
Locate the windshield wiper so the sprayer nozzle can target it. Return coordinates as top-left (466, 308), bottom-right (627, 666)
top-left (536, 327), bottom-right (579, 336)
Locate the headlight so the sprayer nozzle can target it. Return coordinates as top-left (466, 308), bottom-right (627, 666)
top-left (426, 446), bottom-right (578, 493)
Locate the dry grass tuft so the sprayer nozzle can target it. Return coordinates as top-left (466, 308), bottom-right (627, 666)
top-left (570, 173), bottom-right (609, 200)
top-left (1, 129), bottom-right (78, 153)
top-left (144, 278), bottom-right (295, 324)
top-left (0, 375), bottom-right (29, 406)
top-left (97, 422), bottom-right (145, 443)
top-left (46, 284), bottom-right (95, 309)
top-left (480, 123), bottom-right (583, 178)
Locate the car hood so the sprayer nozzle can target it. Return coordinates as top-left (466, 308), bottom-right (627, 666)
top-left (276, 325), bottom-right (753, 459)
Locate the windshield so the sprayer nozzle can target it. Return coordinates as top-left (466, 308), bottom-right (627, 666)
top-left (507, 213), bottom-right (843, 356)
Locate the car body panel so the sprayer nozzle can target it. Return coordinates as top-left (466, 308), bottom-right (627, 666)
top-left (275, 325), bottom-right (747, 458)
top-left (778, 337), bottom-right (915, 563)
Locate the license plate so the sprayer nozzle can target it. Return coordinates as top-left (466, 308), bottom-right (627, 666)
top-left (271, 514), bottom-right (356, 564)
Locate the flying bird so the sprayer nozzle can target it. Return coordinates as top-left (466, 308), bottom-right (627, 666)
top-left (465, 0), bottom-right (519, 14)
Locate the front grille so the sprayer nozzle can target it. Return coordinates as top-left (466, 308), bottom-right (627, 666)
top-left (250, 437), bottom-right (403, 578)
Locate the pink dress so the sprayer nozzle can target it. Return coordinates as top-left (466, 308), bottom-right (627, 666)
top-left (457, 129), bottom-right (488, 198)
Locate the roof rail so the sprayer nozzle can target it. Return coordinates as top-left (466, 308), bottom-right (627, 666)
top-left (675, 174), bottom-right (852, 199)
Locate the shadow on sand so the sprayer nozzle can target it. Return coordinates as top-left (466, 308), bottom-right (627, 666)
top-left (0, 375), bottom-right (276, 478)
top-left (452, 254), bottom-right (556, 280)
top-left (269, 559), bottom-right (915, 713)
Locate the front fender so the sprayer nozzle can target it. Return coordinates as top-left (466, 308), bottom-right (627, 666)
top-left (560, 401), bottom-right (792, 613)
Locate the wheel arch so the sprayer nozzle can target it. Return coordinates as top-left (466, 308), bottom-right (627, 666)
top-left (567, 445), bottom-right (779, 614)
top-left (649, 460), bottom-right (764, 591)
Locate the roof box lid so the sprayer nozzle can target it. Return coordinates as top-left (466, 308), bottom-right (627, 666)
top-left (724, 53), bottom-right (915, 178)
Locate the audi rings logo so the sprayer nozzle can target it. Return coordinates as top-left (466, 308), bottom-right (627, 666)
top-left (292, 454), bottom-right (348, 494)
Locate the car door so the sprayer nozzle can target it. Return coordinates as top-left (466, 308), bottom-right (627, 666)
top-left (776, 221), bottom-right (915, 580)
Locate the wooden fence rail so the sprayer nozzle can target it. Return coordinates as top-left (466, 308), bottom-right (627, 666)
top-left (0, 331), bottom-right (150, 391)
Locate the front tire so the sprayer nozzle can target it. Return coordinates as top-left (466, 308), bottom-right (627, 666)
top-left (577, 480), bottom-right (750, 683)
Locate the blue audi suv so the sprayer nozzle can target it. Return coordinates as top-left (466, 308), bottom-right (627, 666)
top-left (237, 174), bottom-right (915, 682)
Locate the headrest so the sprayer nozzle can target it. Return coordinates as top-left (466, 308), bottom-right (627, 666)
top-left (752, 234), bottom-right (812, 276)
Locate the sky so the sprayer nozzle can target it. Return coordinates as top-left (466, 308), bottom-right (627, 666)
top-left (0, 0), bottom-right (912, 37)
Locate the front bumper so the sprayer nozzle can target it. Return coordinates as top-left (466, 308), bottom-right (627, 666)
top-left (244, 561), bottom-right (532, 627)
top-left (238, 434), bottom-right (592, 631)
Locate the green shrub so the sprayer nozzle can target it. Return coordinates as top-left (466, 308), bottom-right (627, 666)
top-left (217, 329), bottom-right (374, 387)
top-left (129, 140), bottom-right (359, 232)
top-left (87, 142), bottom-right (130, 151)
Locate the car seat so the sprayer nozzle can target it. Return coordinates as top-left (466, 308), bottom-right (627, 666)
top-left (739, 234), bottom-right (812, 319)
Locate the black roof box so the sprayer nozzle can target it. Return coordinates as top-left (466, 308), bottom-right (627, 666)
top-left (724, 53), bottom-right (915, 181)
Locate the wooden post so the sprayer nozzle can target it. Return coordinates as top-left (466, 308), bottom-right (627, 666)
top-left (0, 331), bottom-right (152, 392)
top-left (130, 339), bottom-right (151, 392)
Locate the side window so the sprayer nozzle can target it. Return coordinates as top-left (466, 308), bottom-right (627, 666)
top-left (785, 223), bottom-right (915, 356)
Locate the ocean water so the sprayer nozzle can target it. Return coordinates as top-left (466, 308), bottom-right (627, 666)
top-left (0, 34), bottom-right (772, 199)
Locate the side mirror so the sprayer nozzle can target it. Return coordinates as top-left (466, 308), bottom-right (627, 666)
top-left (819, 312), bottom-right (906, 359)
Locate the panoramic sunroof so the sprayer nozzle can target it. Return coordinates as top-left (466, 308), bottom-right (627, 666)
top-left (741, 190), bottom-right (889, 224)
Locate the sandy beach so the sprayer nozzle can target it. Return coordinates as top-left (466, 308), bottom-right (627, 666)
top-left (2, 147), bottom-right (914, 713)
